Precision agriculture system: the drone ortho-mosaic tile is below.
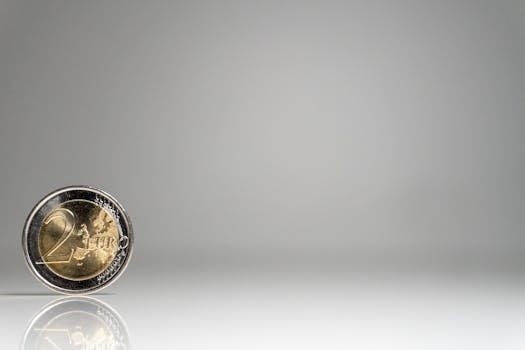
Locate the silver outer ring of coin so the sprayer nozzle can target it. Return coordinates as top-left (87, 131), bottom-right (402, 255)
top-left (22, 297), bottom-right (130, 349)
top-left (22, 186), bottom-right (134, 294)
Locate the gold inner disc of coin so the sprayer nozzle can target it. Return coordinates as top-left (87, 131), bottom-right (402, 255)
top-left (37, 200), bottom-right (119, 281)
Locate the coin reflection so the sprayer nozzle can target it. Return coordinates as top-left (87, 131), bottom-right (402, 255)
top-left (22, 297), bottom-right (129, 350)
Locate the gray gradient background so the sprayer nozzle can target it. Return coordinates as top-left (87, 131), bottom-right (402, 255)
top-left (1, 0), bottom-right (525, 348)
top-left (1, 0), bottom-right (525, 278)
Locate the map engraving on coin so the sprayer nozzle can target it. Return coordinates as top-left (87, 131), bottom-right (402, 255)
top-left (23, 186), bottom-right (133, 294)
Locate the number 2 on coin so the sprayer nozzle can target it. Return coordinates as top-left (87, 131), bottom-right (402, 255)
top-left (36, 208), bottom-right (76, 265)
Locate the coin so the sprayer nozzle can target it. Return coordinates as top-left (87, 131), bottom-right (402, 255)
top-left (23, 186), bottom-right (133, 294)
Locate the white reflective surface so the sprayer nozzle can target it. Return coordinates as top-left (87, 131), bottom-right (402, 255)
top-left (3, 271), bottom-right (525, 349)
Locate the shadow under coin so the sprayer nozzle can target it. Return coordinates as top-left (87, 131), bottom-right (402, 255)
top-left (22, 297), bottom-right (130, 349)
